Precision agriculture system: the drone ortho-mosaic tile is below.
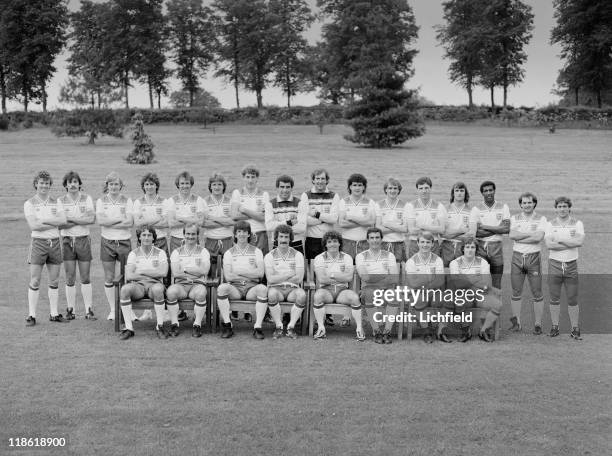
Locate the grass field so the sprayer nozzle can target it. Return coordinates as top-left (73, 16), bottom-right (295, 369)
top-left (1, 123), bottom-right (611, 455)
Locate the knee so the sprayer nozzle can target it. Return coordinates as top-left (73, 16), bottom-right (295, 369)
top-left (119, 285), bottom-right (132, 300)
top-left (29, 277), bottom-right (41, 289)
top-left (151, 284), bottom-right (165, 300)
top-left (217, 284), bottom-right (230, 296)
top-left (166, 286), bottom-right (179, 301)
top-left (48, 278), bottom-right (60, 288)
top-left (194, 288), bottom-right (207, 302)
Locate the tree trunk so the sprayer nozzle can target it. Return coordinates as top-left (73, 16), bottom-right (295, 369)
top-left (0, 66), bottom-right (5, 114)
top-left (90, 93), bottom-right (94, 109)
top-left (503, 84), bottom-right (508, 108)
top-left (23, 82), bottom-right (28, 112)
top-left (156, 90), bottom-right (161, 109)
top-left (88, 131), bottom-right (96, 144)
top-left (597, 90), bottom-right (602, 108)
top-left (42, 83), bottom-right (47, 113)
top-left (189, 89), bottom-right (195, 108)
top-left (490, 86), bottom-right (495, 109)
top-left (148, 81), bottom-right (154, 109)
top-left (467, 85), bottom-right (473, 108)
top-left (286, 64), bottom-right (291, 108)
top-left (256, 90), bottom-right (263, 109)
top-left (574, 87), bottom-right (579, 105)
top-left (124, 74), bottom-right (129, 109)
top-left (97, 91), bottom-right (101, 109)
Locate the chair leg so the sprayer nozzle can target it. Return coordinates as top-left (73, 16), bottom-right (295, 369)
top-left (398, 301), bottom-right (404, 340)
top-left (114, 283), bottom-right (120, 332)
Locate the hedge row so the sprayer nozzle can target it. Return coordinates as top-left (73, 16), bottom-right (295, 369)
top-left (1, 104), bottom-right (611, 131)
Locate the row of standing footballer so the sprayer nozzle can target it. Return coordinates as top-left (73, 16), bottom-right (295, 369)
top-left (23, 167), bottom-right (584, 343)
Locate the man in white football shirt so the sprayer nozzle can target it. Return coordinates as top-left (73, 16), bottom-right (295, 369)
top-left (59, 171), bottom-right (96, 320)
top-left (231, 164), bottom-right (270, 255)
top-left (405, 177), bottom-right (446, 258)
top-left (441, 182), bottom-right (479, 268)
top-left (405, 232), bottom-right (445, 343)
top-left (216, 221), bottom-right (268, 339)
top-left (96, 171), bottom-right (133, 321)
top-left (475, 181), bottom-right (510, 289)
top-left (264, 225), bottom-right (307, 340)
top-left (544, 197), bottom-right (585, 340)
top-left (448, 237), bottom-right (503, 342)
top-left (356, 227), bottom-right (399, 344)
top-left (312, 231), bottom-right (364, 341)
top-left (509, 192), bottom-right (547, 334)
top-left (202, 173), bottom-right (234, 261)
top-left (118, 226), bottom-right (168, 340)
top-left (375, 177), bottom-right (408, 264)
top-left (167, 224), bottom-right (211, 338)
top-left (338, 173), bottom-right (377, 259)
top-left (24, 171), bottom-right (68, 326)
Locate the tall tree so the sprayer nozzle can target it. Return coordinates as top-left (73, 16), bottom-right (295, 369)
top-left (66, 1), bottom-right (116, 110)
top-left (269, 0), bottom-right (315, 107)
top-left (213, 0), bottom-right (279, 108)
top-left (551, 0), bottom-right (612, 108)
top-left (479, 0), bottom-right (533, 107)
top-left (133, 0), bottom-right (169, 109)
top-left (436, 0), bottom-right (487, 107)
top-left (167, 0), bottom-right (216, 107)
top-left (102, 0), bottom-right (154, 109)
top-left (320, 0), bottom-right (424, 147)
top-left (212, 0), bottom-right (247, 108)
top-left (2, 0), bottom-right (68, 112)
top-left (0, 5), bottom-right (12, 113)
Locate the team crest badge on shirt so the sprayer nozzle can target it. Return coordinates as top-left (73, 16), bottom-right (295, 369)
top-left (120, 207), bottom-right (126, 215)
top-left (323, 206), bottom-right (330, 213)
top-left (249, 257), bottom-right (256, 267)
top-left (223, 207), bottom-right (230, 216)
top-left (496, 213), bottom-right (502, 220)
top-left (51, 207), bottom-right (57, 216)
top-left (79, 205), bottom-right (86, 213)
top-left (382, 261), bottom-right (388, 270)
top-left (431, 211), bottom-right (437, 220)
top-left (340, 265), bottom-right (346, 272)
top-left (152, 259), bottom-right (159, 267)
top-left (463, 215), bottom-right (469, 226)
top-left (103, 205), bottom-right (109, 211)
top-left (396, 212), bottom-right (403, 220)
top-left (430, 267), bottom-right (436, 274)
top-left (570, 229), bottom-right (576, 237)
top-left (256, 198), bottom-right (263, 208)
top-left (190, 206), bottom-right (196, 213)
top-left (361, 207), bottom-right (368, 215)
top-left (195, 258), bottom-right (201, 266)
top-left (156, 207), bottom-right (162, 215)
top-left (530, 224), bottom-right (537, 231)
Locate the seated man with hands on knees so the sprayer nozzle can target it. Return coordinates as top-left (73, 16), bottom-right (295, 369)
top-left (356, 227), bottom-right (399, 344)
top-left (446, 237), bottom-right (502, 343)
top-left (216, 221), bottom-right (268, 339)
top-left (264, 225), bottom-right (307, 340)
top-left (167, 224), bottom-right (211, 338)
top-left (118, 226), bottom-right (168, 340)
top-left (405, 231), bottom-right (445, 343)
top-left (312, 231), bottom-right (364, 341)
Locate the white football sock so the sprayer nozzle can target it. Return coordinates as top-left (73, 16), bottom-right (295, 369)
top-left (65, 285), bottom-right (76, 310)
top-left (49, 287), bottom-right (59, 316)
top-left (194, 302), bottom-right (206, 326)
top-left (120, 301), bottom-right (134, 331)
top-left (81, 283), bottom-right (93, 312)
top-left (28, 287), bottom-right (39, 318)
top-left (104, 284), bottom-right (115, 312)
top-left (217, 297), bottom-right (231, 324)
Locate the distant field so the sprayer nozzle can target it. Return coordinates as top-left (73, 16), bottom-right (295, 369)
top-left (1, 123), bottom-right (610, 455)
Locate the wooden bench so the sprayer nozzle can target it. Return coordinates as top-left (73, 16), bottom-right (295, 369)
top-left (213, 257), bottom-right (313, 335)
top-left (401, 291), bottom-right (501, 342)
top-left (113, 257), bottom-right (219, 333)
top-left (309, 261), bottom-right (405, 340)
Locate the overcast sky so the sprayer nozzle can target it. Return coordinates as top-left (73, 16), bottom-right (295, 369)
top-left (7, 0), bottom-right (563, 111)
